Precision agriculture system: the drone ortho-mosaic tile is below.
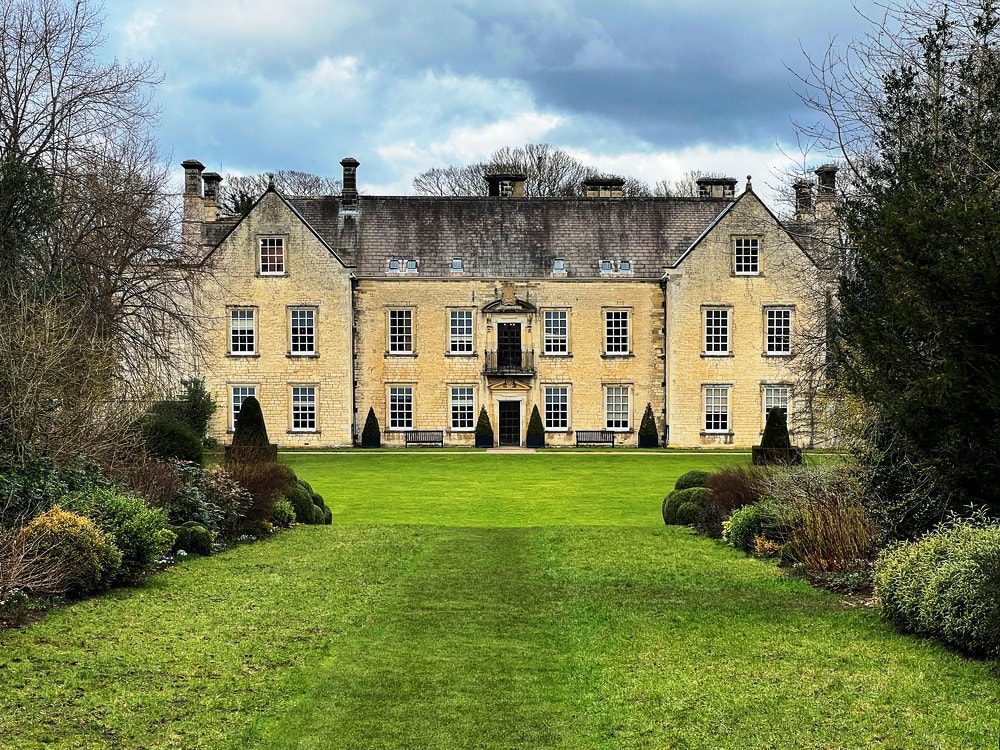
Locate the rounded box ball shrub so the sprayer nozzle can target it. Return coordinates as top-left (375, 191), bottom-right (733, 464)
top-left (172, 521), bottom-right (214, 556)
top-left (19, 507), bottom-right (122, 597)
top-left (674, 470), bottom-right (711, 491)
top-left (874, 520), bottom-right (1000, 658)
top-left (270, 498), bottom-right (296, 528)
top-left (662, 487), bottom-right (711, 525)
top-left (723, 500), bottom-right (786, 553)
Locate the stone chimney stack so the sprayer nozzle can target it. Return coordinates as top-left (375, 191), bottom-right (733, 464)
top-left (181, 159), bottom-right (205, 250)
top-left (582, 177), bottom-right (625, 199)
top-left (793, 178), bottom-right (814, 221)
top-left (695, 177), bottom-right (738, 198)
top-left (341, 157), bottom-right (360, 211)
top-left (202, 172), bottom-right (222, 222)
top-left (814, 164), bottom-right (838, 220)
top-left (486, 172), bottom-right (526, 197)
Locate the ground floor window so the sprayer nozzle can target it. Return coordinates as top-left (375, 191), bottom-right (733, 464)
top-left (389, 386), bottom-right (413, 430)
top-left (763, 384), bottom-right (790, 423)
top-left (544, 386), bottom-right (569, 430)
top-left (704, 385), bottom-right (730, 433)
top-left (450, 386), bottom-right (475, 430)
top-left (231, 385), bottom-right (256, 430)
top-left (605, 386), bottom-right (630, 430)
top-left (291, 386), bottom-right (317, 431)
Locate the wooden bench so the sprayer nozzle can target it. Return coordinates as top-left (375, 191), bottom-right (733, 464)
top-left (404, 430), bottom-right (444, 447)
top-left (575, 430), bottom-right (615, 448)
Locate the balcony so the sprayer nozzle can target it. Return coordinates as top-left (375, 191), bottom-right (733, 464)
top-left (484, 349), bottom-right (535, 377)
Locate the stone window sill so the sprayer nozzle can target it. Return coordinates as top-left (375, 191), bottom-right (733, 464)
top-left (227, 353), bottom-right (260, 359)
top-left (601, 353), bottom-right (633, 359)
top-left (385, 352), bottom-right (417, 358)
top-left (540, 353), bottom-right (572, 359)
top-left (701, 352), bottom-right (734, 359)
top-left (287, 353), bottom-right (320, 359)
top-left (445, 352), bottom-right (478, 358)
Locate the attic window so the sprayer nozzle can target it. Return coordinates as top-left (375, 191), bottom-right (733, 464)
top-left (388, 258), bottom-right (401, 273)
top-left (600, 259), bottom-right (613, 274)
top-left (553, 258), bottom-right (566, 273)
top-left (451, 257), bottom-right (464, 272)
top-left (618, 260), bottom-right (632, 273)
top-left (405, 259), bottom-right (418, 273)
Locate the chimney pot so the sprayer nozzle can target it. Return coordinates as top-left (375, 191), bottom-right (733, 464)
top-left (181, 159), bottom-right (205, 197)
top-left (695, 176), bottom-right (738, 198)
top-left (582, 176), bottom-right (625, 199)
top-left (814, 163), bottom-right (838, 199)
top-left (341, 157), bottom-right (359, 210)
top-left (793, 178), bottom-right (814, 219)
top-left (486, 171), bottom-right (526, 197)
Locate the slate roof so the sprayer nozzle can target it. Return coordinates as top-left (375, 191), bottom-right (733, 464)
top-left (208, 194), bottom-right (734, 278)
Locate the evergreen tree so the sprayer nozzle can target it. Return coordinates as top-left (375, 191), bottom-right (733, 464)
top-left (232, 396), bottom-right (269, 446)
top-left (760, 407), bottom-right (792, 451)
top-left (638, 403), bottom-right (658, 447)
top-left (361, 407), bottom-right (381, 448)
top-left (474, 407), bottom-right (493, 447)
top-left (526, 405), bottom-right (544, 447)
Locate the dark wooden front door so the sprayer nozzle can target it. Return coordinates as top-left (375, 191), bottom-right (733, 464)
top-left (498, 401), bottom-right (521, 446)
top-left (497, 323), bottom-right (521, 370)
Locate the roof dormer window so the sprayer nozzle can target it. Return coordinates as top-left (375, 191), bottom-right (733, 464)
top-left (618, 260), bottom-right (632, 274)
top-left (451, 257), bottom-right (464, 272)
top-left (405, 258), bottom-right (418, 273)
top-left (600, 259), bottom-right (613, 274)
top-left (388, 258), bottom-right (400, 273)
top-left (553, 258), bottom-right (566, 273)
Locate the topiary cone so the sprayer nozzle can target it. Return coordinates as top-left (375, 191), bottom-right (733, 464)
top-left (232, 396), bottom-right (269, 446)
top-left (361, 407), bottom-right (381, 448)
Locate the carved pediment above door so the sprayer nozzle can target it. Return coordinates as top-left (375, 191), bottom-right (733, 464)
top-left (481, 282), bottom-right (537, 314)
top-left (486, 378), bottom-right (533, 392)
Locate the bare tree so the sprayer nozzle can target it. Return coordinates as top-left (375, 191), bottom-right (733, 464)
top-left (412, 143), bottom-right (654, 197)
top-left (221, 169), bottom-right (341, 216)
top-left (0, 0), bottom-right (209, 465)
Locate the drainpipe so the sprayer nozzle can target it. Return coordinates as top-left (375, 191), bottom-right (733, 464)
top-left (350, 274), bottom-right (358, 446)
top-left (661, 275), bottom-right (670, 447)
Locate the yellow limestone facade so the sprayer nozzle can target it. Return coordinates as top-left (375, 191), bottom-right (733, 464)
top-left (184, 160), bottom-right (827, 449)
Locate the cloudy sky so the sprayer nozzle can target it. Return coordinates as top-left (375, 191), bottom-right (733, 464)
top-left (102, 1), bottom-right (876, 203)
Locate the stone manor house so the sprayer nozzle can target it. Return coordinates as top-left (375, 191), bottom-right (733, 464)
top-left (182, 157), bottom-right (835, 448)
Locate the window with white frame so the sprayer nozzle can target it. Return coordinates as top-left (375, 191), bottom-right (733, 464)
top-left (388, 258), bottom-right (401, 273)
top-left (451, 257), bottom-right (464, 272)
top-left (704, 385), bottom-right (730, 433)
top-left (764, 384), bottom-right (790, 422)
top-left (259, 237), bottom-right (285, 274)
top-left (388, 386), bottom-right (413, 430)
top-left (704, 308), bottom-right (730, 354)
top-left (388, 309), bottom-right (413, 354)
top-left (618, 260), bottom-right (632, 273)
top-left (291, 386), bottom-right (317, 431)
top-left (766, 308), bottom-right (792, 355)
top-left (449, 310), bottom-right (473, 354)
top-left (289, 308), bottom-right (316, 354)
top-left (605, 385), bottom-right (630, 430)
top-left (405, 259), bottom-right (418, 273)
top-left (604, 309), bottom-right (630, 354)
top-left (553, 258), bottom-right (566, 273)
top-left (734, 238), bottom-right (760, 275)
top-left (231, 386), bottom-right (256, 430)
top-left (543, 310), bottom-right (568, 354)
top-left (450, 386), bottom-right (475, 430)
top-left (544, 386), bottom-right (569, 430)
top-left (600, 259), bottom-right (613, 274)
top-left (229, 308), bottom-right (256, 354)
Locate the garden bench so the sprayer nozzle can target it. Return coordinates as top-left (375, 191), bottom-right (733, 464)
top-left (404, 430), bottom-right (445, 447)
top-left (575, 430), bottom-right (615, 448)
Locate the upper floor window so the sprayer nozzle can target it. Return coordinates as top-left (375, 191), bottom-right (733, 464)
top-left (289, 308), bottom-right (316, 355)
top-left (388, 309), bottom-right (413, 354)
top-left (704, 385), bottom-right (730, 433)
top-left (604, 309), bottom-right (630, 354)
top-left (291, 386), bottom-right (317, 432)
top-left (259, 237), bottom-right (285, 275)
top-left (605, 385), bottom-right (631, 431)
top-left (449, 310), bottom-right (473, 354)
top-left (734, 238), bottom-right (759, 275)
top-left (451, 257), bottom-right (464, 272)
top-left (766, 308), bottom-right (792, 355)
top-left (229, 308), bottom-right (256, 355)
top-left (543, 310), bottom-right (568, 354)
top-left (704, 308), bottom-right (730, 355)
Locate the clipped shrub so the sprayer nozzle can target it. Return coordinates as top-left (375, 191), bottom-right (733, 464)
top-left (62, 489), bottom-right (172, 583)
top-left (172, 521), bottom-right (214, 556)
top-left (526, 405), bottom-right (545, 448)
top-left (244, 519), bottom-right (273, 539)
top-left (674, 470), bottom-right (711, 491)
top-left (144, 413), bottom-right (203, 465)
top-left (706, 466), bottom-right (769, 517)
top-left (662, 487), bottom-right (712, 525)
top-left (724, 500), bottom-right (787, 553)
top-left (19, 507), bottom-right (122, 596)
top-left (874, 519), bottom-right (1000, 658)
top-left (285, 481), bottom-right (318, 524)
top-left (674, 501), bottom-right (703, 526)
top-left (232, 396), bottom-right (269, 446)
top-left (752, 407), bottom-right (803, 466)
top-left (475, 407), bottom-right (493, 448)
top-left (312, 494), bottom-right (333, 525)
top-left (638, 403), bottom-right (658, 448)
top-left (361, 407), bottom-right (381, 448)
top-left (270, 498), bottom-right (296, 528)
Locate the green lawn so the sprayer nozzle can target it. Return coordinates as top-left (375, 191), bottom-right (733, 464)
top-left (1, 452), bottom-right (997, 749)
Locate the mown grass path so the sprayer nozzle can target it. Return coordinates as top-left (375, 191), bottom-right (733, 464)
top-left (1, 453), bottom-right (997, 748)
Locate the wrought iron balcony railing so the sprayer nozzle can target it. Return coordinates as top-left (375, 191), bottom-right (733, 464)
top-left (484, 349), bottom-right (535, 376)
